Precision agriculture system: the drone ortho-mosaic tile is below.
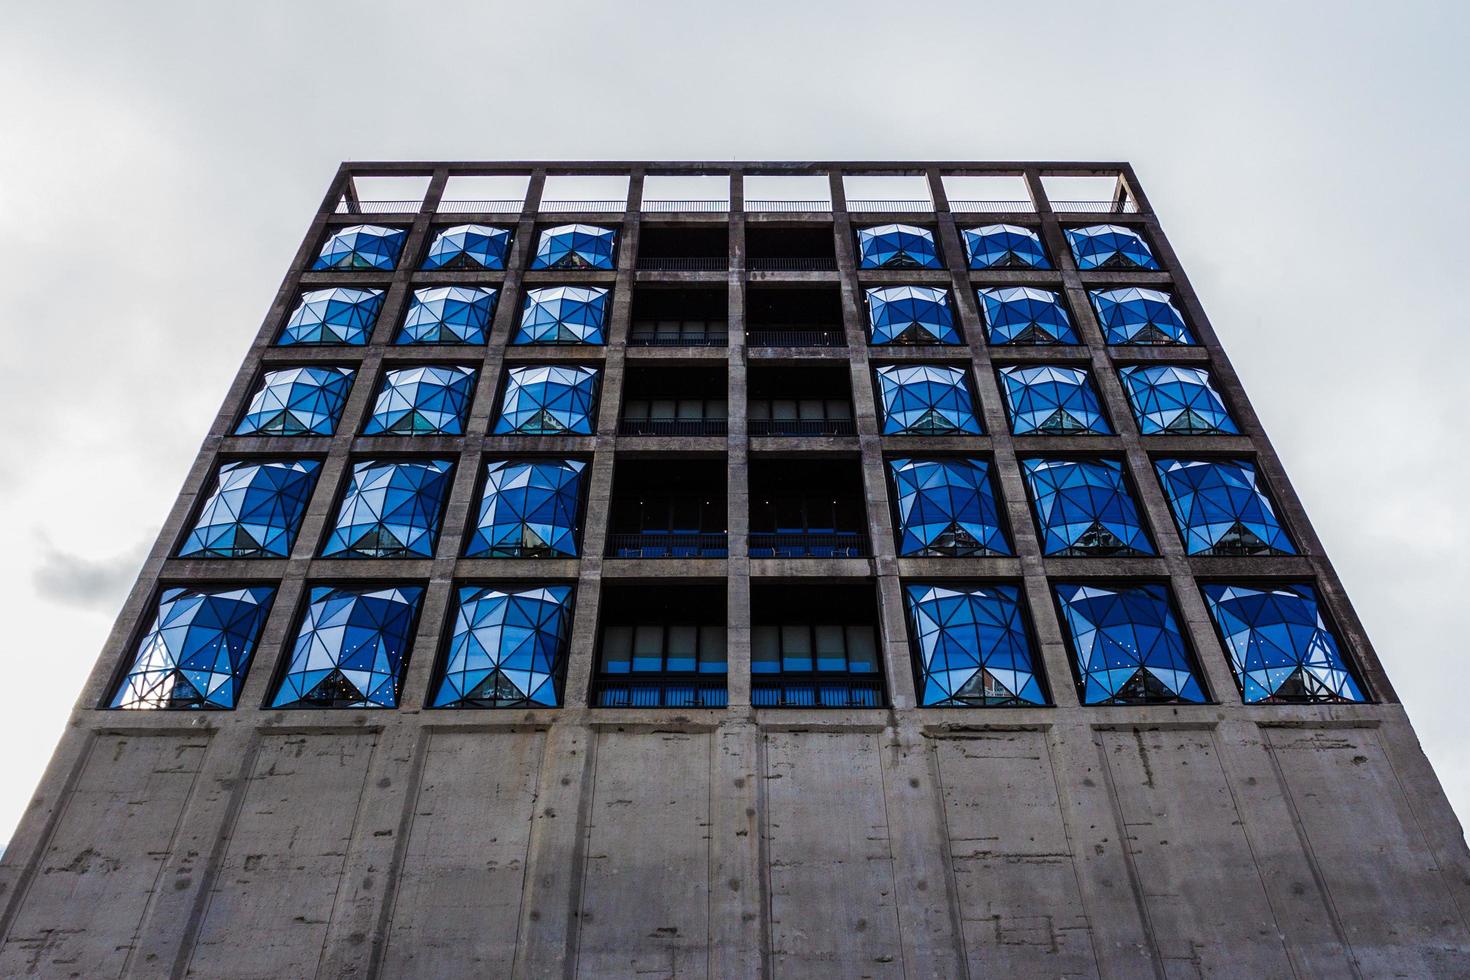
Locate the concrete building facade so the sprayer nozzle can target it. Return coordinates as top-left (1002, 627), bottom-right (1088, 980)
top-left (1, 160), bottom-right (1468, 978)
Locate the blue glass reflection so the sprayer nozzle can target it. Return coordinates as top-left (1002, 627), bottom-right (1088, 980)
top-left (1065, 225), bottom-right (1158, 270)
top-left (529, 224), bottom-right (617, 270)
top-left (1118, 365), bottom-right (1235, 433)
top-left (271, 586), bottom-right (423, 708)
top-left (866, 286), bottom-right (960, 345)
top-left (279, 288), bottom-right (383, 346)
top-left (313, 224), bottom-right (407, 271)
top-left (1021, 458), bottom-right (1153, 556)
top-left (466, 459), bottom-right (585, 557)
top-left (857, 224), bottom-right (941, 269)
top-left (962, 224), bottom-right (1049, 269)
top-left (362, 365), bottom-right (476, 435)
top-left (236, 367), bottom-right (354, 436)
top-left (875, 364), bottom-right (982, 435)
top-left (1090, 289), bottom-right (1194, 345)
top-left (1155, 458), bottom-right (1293, 556)
top-left (396, 286), bottom-right (497, 345)
top-left (493, 365), bottom-right (600, 435)
top-left (320, 459), bottom-right (454, 558)
top-left (999, 366), bottom-right (1110, 435)
top-left (432, 585), bottom-right (574, 708)
top-left (1054, 582), bottom-right (1206, 704)
top-left (978, 287), bottom-right (1078, 345)
top-left (516, 286), bottom-right (609, 345)
top-left (1202, 583), bottom-right (1365, 704)
top-left (422, 224), bottom-right (511, 270)
top-left (905, 583), bottom-right (1045, 706)
top-left (889, 457), bottom-right (1010, 556)
top-left (180, 460), bottom-right (321, 558)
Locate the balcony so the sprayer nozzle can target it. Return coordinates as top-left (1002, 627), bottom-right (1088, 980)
top-left (748, 417), bottom-right (856, 436)
top-left (751, 676), bottom-right (884, 708)
top-left (629, 286), bottom-right (728, 347)
top-left (747, 257), bottom-right (838, 272)
top-left (607, 532), bottom-right (728, 558)
top-left (748, 226), bottom-right (835, 272)
top-left (743, 199), bottom-right (833, 213)
top-left (640, 199), bottom-right (730, 213)
top-left (948, 199), bottom-right (1037, 213)
top-left (748, 365), bottom-right (856, 438)
top-left (618, 418), bottom-right (728, 437)
top-left (607, 458), bottom-right (726, 558)
top-left (747, 287), bottom-right (844, 347)
top-left (749, 584), bottom-right (886, 708)
top-left (748, 531), bottom-right (868, 558)
top-left (747, 327), bottom-right (845, 348)
top-left (590, 676), bottom-right (729, 708)
top-left (635, 256), bottom-right (727, 271)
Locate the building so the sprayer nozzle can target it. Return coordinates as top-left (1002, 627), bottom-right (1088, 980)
top-left (1, 160), bottom-right (1467, 978)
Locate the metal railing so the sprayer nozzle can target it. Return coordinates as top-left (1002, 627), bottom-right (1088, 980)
top-left (635, 256), bottom-right (727, 271)
top-left (746, 328), bottom-right (845, 348)
top-left (627, 328), bottom-right (728, 347)
top-left (606, 532), bottom-right (729, 558)
top-left (748, 418), bottom-right (857, 437)
top-left (751, 676), bottom-right (885, 708)
top-left (641, 199), bottom-right (730, 213)
top-left (618, 418), bottom-right (728, 437)
top-left (748, 531), bottom-right (869, 558)
top-left (436, 199), bottom-right (524, 214)
top-left (539, 199), bottom-right (626, 212)
top-left (333, 199), bottom-right (422, 215)
top-left (591, 677), bottom-right (729, 708)
top-left (1049, 199), bottom-right (1141, 214)
top-left (846, 199), bottom-right (934, 212)
top-left (746, 257), bottom-right (838, 272)
top-left (949, 199), bottom-right (1038, 213)
top-left (744, 200), bottom-right (833, 212)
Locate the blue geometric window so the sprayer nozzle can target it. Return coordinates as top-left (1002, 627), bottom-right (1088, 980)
top-left (875, 364), bottom-right (982, 435)
top-left (515, 286), bottom-right (609, 345)
top-left (865, 286), bottom-right (961, 345)
top-left (110, 586), bottom-right (275, 710)
top-left (529, 224), bottom-right (617, 270)
top-left (857, 224), bottom-right (942, 269)
top-left (889, 457), bottom-right (1010, 556)
top-left (1065, 225), bottom-right (1159, 270)
top-left (1055, 583), bottom-right (1207, 705)
top-left (179, 460), bottom-right (321, 558)
top-left (1118, 365), bottom-right (1236, 434)
top-left (466, 459), bottom-right (585, 558)
top-left (1090, 288), bottom-right (1194, 345)
top-left (271, 585), bottom-right (423, 708)
top-left (235, 366), bottom-right (354, 436)
top-left (362, 365), bottom-right (476, 436)
top-left (904, 583), bottom-right (1046, 706)
top-left (1155, 458), bottom-right (1294, 556)
top-left (431, 585), bottom-right (574, 708)
top-left (278, 288), bottom-right (383, 346)
top-left (977, 287), bottom-right (1079, 346)
top-left (493, 365), bottom-right (600, 435)
top-left (1021, 458), bottom-right (1153, 556)
top-left (961, 224), bottom-right (1050, 270)
top-left (396, 286), bottom-right (497, 345)
top-left (1202, 583), bottom-right (1365, 704)
top-left (422, 224), bottom-right (511, 270)
top-left (312, 224), bottom-right (407, 271)
top-left (320, 459), bottom-right (454, 558)
top-left (998, 366), bottom-right (1111, 435)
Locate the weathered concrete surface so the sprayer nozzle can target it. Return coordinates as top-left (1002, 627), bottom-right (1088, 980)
top-left (2, 162), bottom-right (1468, 979)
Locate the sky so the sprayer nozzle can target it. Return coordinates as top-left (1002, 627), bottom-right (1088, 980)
top-left (1, 0), bottom-right (1467, 845)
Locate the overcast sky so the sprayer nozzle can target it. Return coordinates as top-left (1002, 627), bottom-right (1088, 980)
top-left (1, 0), bottom-right (1467, 844)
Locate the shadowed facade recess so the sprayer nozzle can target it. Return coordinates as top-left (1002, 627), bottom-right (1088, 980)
top-left (6, 160), bottom-right (1468, 980)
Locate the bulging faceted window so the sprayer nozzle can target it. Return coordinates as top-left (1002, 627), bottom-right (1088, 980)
top-left (516, 286), bottom-right (609, 345)
top-left (1021, 458), bottom-right (1153, 556)
top-left (278, 287), bottom-right (383, 346)
top-left (321, 459), bottom-right (454, 558)
top-left (493, 365), bottom-right (600, 435)
top-left (432, 585), bottom-right (574, 708)
top-left (978, 287), bottom-right (1078, 346)
top-left (998, 365), bottom-right (1111, 435)
top-left (312, 224), bottom-right (407, 271)
top-left (1090, 288), bottom-right (1194, 346)
top-left (396, 286), bottom-right (497, 345)
top-left (362, 365), bottom-right (476, 436)
top-left (865, 286), bottom-right (960, 345)
top-left (422, 224), bottom-right (511, 270)
top-left (236, 366), bottom-right (354, 436)
top-left (875, 364), bottom-right (982, 435)
top-left (1202, 583), bottom-right (1365, 704)
top-left (904, 583), bottom-right (1046, 706)
top-left (271, 585), bottom-right (423, 708)
top-left (1054, 582), bottom-right (1207, 705)
top-left (1065, 224), bottom-right (1159, 270)
top-left (1118, 365), bottom-right (1236, 434)
top-left (961, 224), bottom-right (1050, 270)
top-left (1156, 459), bottom-right (1293, 556)
top-left (466, 459), bottom-right (586, 558)
top-left (110, 586), bottom-right (275, 710)
top-left (889, 457), bottom-right (1010, 556)
top-left (856, 224), bottom-right (941, 269)
top-left (529, 224), bottom-right (617, 270)
top-left (179, 460), bottom-right (321, 558)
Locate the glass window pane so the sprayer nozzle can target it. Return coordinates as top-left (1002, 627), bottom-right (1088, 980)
top-left (798, 399), bottom-right (824, 420)
top-left (826, 400), bottom-right (852, 419)
top-left (655, 320), bottom-right (679, 337)
top-left (624, 399), bottom-right (649, 419)
top-left (753, 626), bottom-right (781, 672)
top-left (772, 399), bottom-right (798, 420)
top-left (601, 626), bottom-right (632, 674)
top-left (667, 625), bottom-right (697, 672)
top-left (699, 626), bottom-right (727, 673)
top-left (781, 624), bottom-right (813, 671)
top-left (676, 399), bottom-right (702, 419)
top-left (633, 625), bottom-right (664, 671)
top-left (749, 399), bottom-right (770, 420)
top-left (815, 624), bottom-right (846, 671)
top-left (651, 399), bottom-right (676, 419)
top-left (708, 398), bottom-right (728, 419)
top-left (846, 626), bottom-right (878, 672)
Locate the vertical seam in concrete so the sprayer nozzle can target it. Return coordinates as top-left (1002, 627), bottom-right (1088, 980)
top-left (874, 731), bottom-right (910, 980)
top-left (1041, 731), bottom-right (1106, 977)
top-left (567, 729), bottom-right (600, 980)
top-left (924, 734), bottom-right (974, 980)
top-left (756, 729), bottom-right (774, 979)
top-left (1092, 729), bottom-right (1167, 980)
top-left (1260, 729), bottom-right (1363, 979)
top-left (507, 727), bottom-right (550, 975)
top-left (312, 732), bottom-right (383, 980)
top-left (705, 726), bottom-right (715, 980)
top-left (365, 727), bottom-right (433, 979)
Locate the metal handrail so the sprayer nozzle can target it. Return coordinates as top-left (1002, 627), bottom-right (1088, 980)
top-left (641, 199), bottom-right (730, 212)
top-left (617, 418), bottom-right (728, 436)
top-left (606, 532), bottom-right (729, 558)
top-left (751, 675), bottom-right (885, 708)
top-left (539, 199), bottom-right (626, 212)
top-left (591, 676), bottom-right (729, 708)
top-left (748, 418), bottom-right (857, 436)
top-left (846, 199), bottom-right (934, 212)
top-left (635, 256), bottom-right (727, 271)
top-left (627, 330), bottom-right (728, 347)
top-left (746, 328), bottom-right (845, 348)
top-left (748, 531), bottom-right (869, 558)
top-left (436, 199), bottom-right (524, 214)
top-left (1049, 199), bottom-right (1141, 214)
top-left (333, 199), bottom-right (422, 214)
top-left (744, 200), bottom-right (833, 212)
top-left (949, 199), bottom-right (1037, 213)
top-left (746, 257), bottom-right (838, 271)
